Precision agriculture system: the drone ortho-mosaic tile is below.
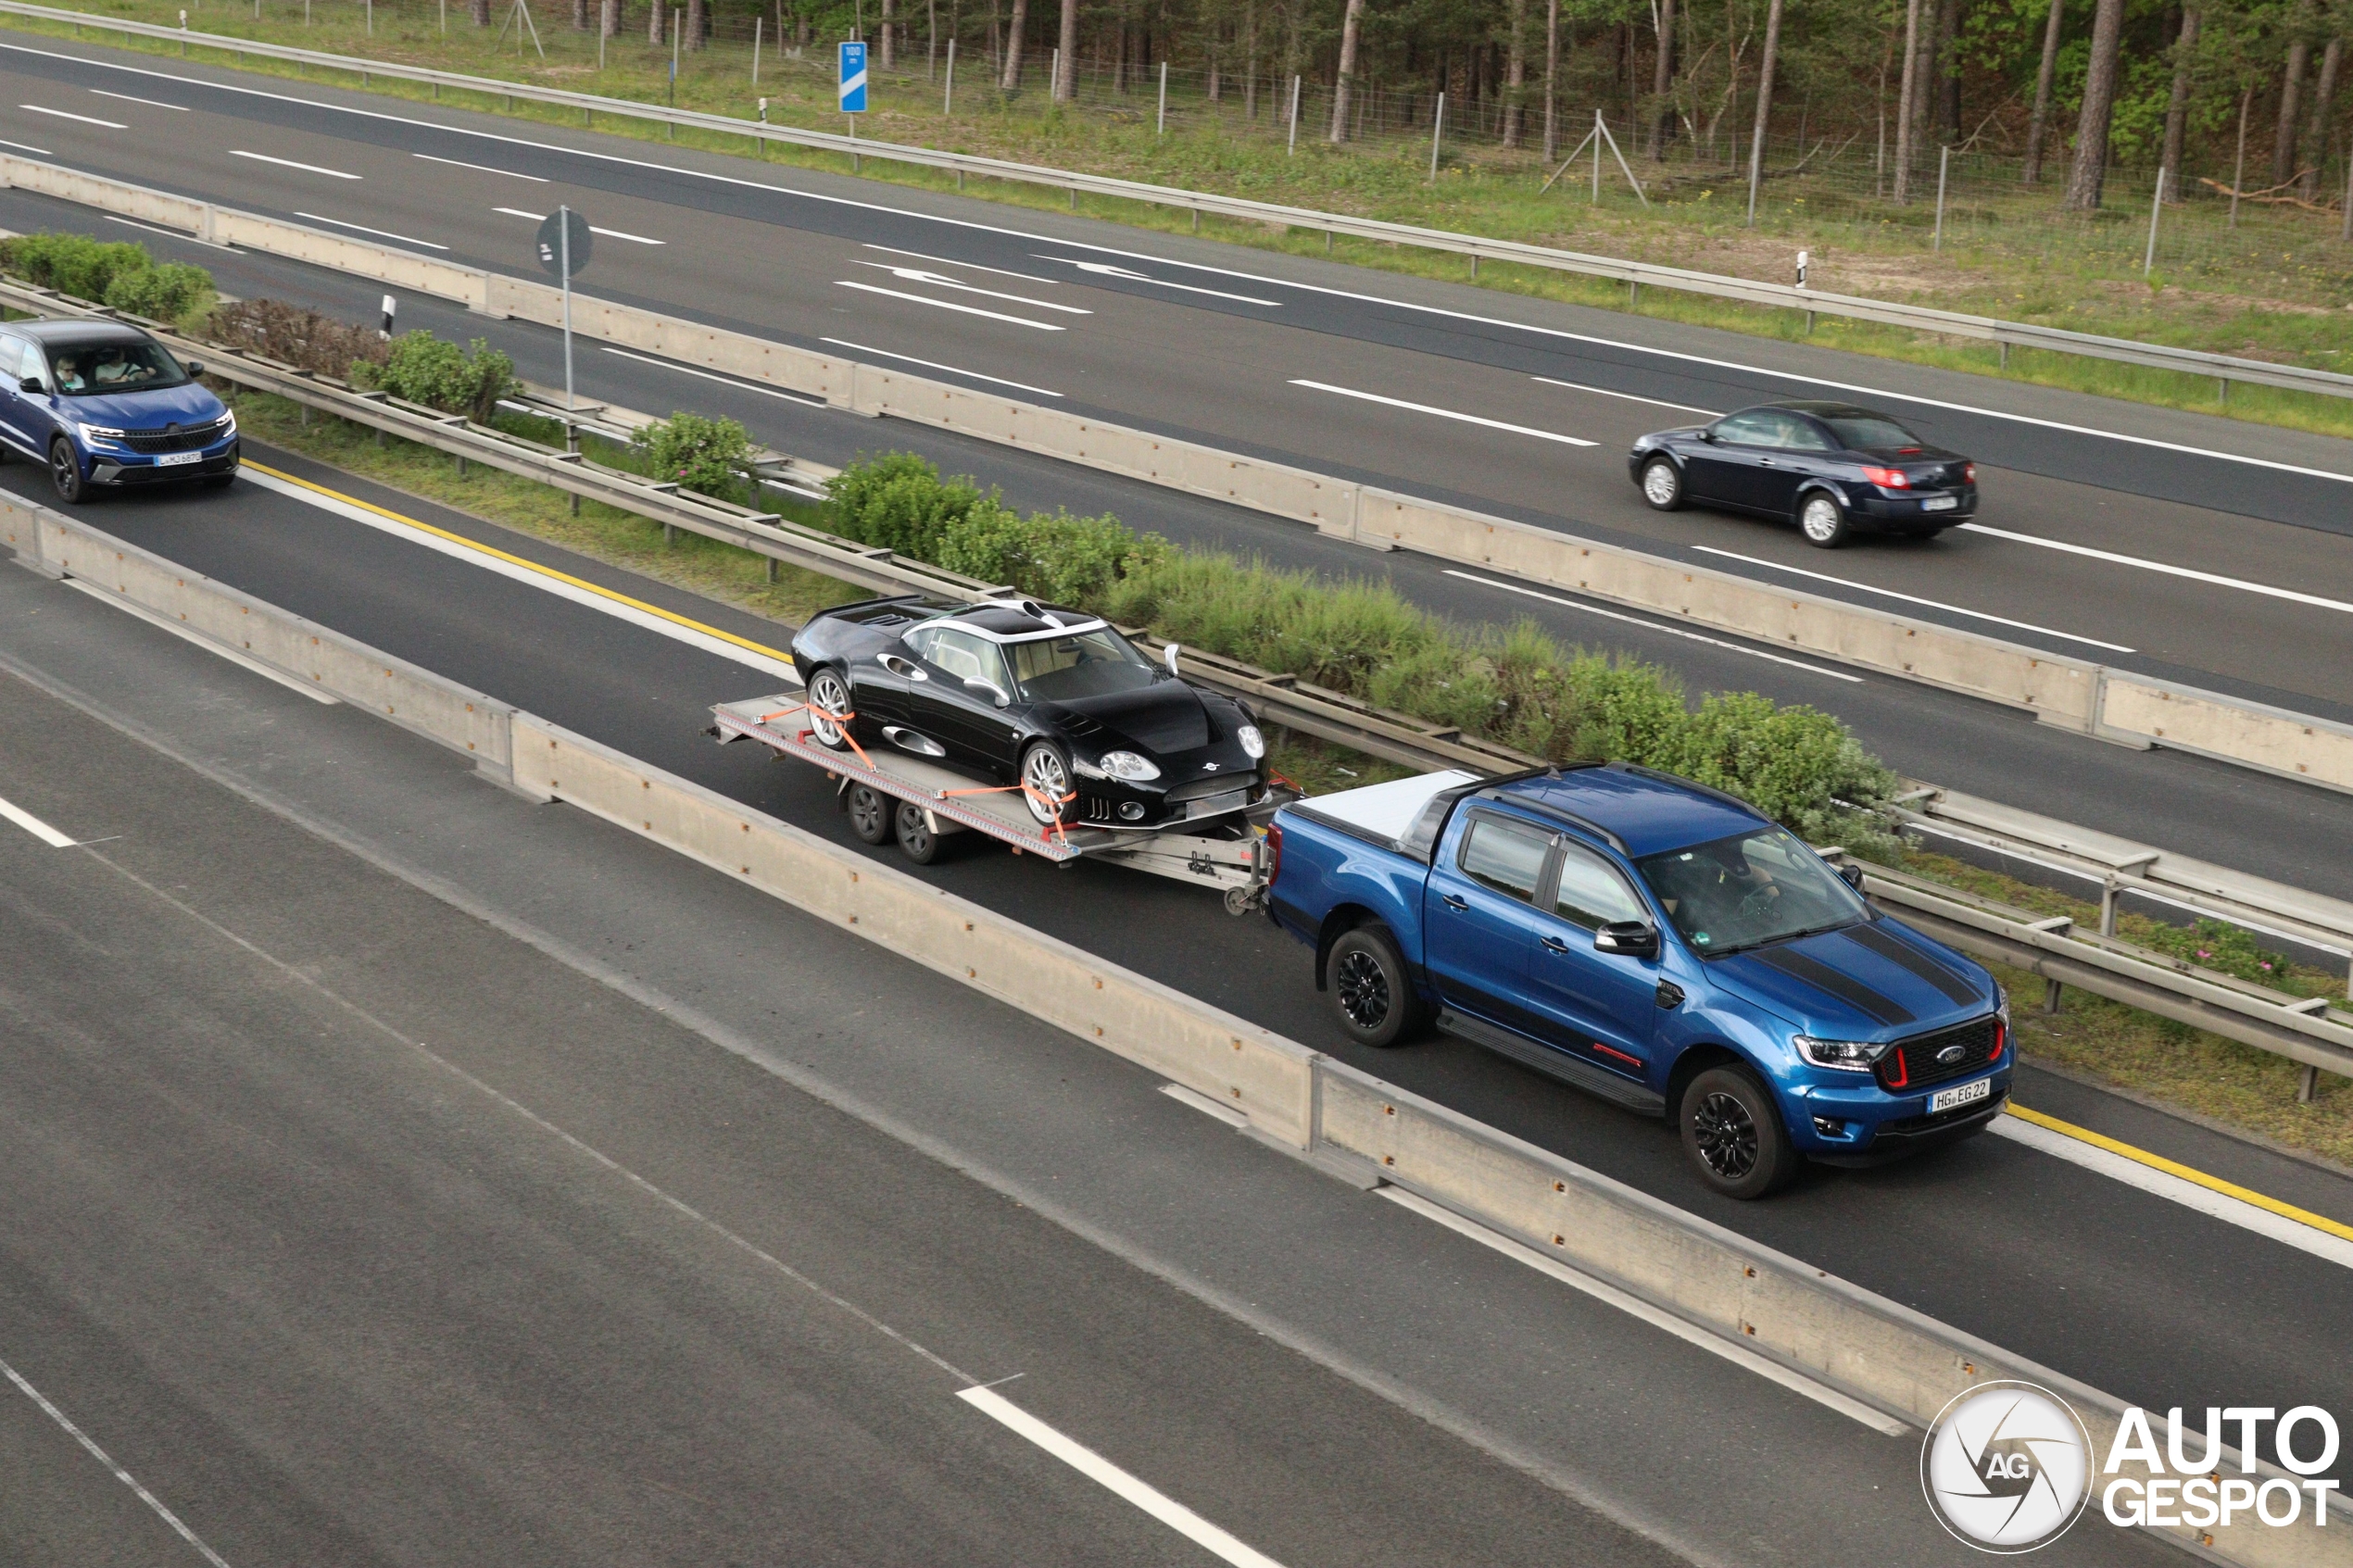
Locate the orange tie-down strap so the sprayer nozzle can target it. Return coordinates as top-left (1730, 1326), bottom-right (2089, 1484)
top-left (937, 781), bottom-right (1079, 848)
top-left (759, 700), bottom-right (880, 772)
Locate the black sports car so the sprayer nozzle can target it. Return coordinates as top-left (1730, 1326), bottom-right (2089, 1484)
top-left (1627, 400), bottom-right (1977, 547)
top-left (790, 595), bottom-right (1268, 830)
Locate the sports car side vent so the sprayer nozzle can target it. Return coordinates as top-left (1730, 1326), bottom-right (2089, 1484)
top-left (1061, 714), bottom-right (1103, 736)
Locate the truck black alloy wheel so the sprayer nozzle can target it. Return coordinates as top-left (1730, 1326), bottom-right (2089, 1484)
top-left (1326, 925), bottom-right (1423, 1048)
top-left (1680, 1065), bottom-right (1798, 1198)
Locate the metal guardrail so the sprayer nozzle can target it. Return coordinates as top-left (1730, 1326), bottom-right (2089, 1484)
top-left (6, 0), bottom-right (2353, 403)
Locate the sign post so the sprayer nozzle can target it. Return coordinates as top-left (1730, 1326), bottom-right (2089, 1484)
top-left (535, 207), bottom-right (593, 413)
top-left (839, 39), bottom-right (867, 170)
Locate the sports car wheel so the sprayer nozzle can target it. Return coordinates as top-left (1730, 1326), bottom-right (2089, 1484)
top-left (1325, 925), bottom-right (1424, 1047)
top-left (1679, 1066), bottom-right (1798, 1198)
top-left (1798, 492), bottom-right (1852, 549)
top-left (807, 666), bottom-right (853, 750)
top-left (1020, 742), bottom-right (1073, 826)
top-left (894, 801), bottom-right (944, 864)
top-left (1639, 456), bottom-right (1684, 511)
top-left (844, 783), bottom-right (892, 845)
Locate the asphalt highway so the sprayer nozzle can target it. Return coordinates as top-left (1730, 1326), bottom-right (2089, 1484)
top-left (15, 444), bottom-right (2352, 1489)
top-left (0, 34), bottom-right (2347, 721)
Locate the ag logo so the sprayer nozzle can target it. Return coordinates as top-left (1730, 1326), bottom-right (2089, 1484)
top-left (1921, 1381), bottom-right (2093, 1552)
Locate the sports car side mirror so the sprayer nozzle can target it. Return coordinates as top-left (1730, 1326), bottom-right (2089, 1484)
top-left (1594, 920), bottom-right (1660, 960)
top-left (1164, 642), bottom-right (1181, 677)
top-left (964, 677), bottom-right (1010, 708)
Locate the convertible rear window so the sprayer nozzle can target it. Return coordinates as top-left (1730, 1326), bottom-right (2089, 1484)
top-left (1005, 628), bottom-right (1157, 701)
top-left (43, 337), bottom-right (190, 397)
top-left (1824, 413), bottom-right (1925, 453)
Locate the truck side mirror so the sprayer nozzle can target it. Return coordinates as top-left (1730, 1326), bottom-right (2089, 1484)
top-left (1594, 920), bottom-right (1659, 960)
top-left (1838, 863), bottom-right (1865, 891)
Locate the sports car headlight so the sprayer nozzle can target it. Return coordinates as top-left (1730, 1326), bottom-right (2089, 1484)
top-left (1094, 750), bottom-right (1161, 782)
top-left (1237, 723), bottom-right (1265, 759)
top-left (1793, 1035), bottom-right (1893, 1073)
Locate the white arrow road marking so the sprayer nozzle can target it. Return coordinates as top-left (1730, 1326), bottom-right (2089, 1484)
top-left (849, 260), bottom-right (1090, 313)
top-left (834, 280), bottom-right (1068, 331)
top-left (1035, 256), bottom-right (1282, 306)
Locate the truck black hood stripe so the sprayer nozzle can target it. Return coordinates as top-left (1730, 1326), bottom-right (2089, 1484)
top-left (1839, 923), bottom-right (1980, 1005)
top-left (1750, 947), bottom-right (1917, 1026)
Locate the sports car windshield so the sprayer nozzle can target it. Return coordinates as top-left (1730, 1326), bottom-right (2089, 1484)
top-left (1634, 826), bottom-right (1866, 956)
top-left (1823, 413), bottom-right (1925, 453)
top-left (44, 338), bottom-right (190, 396)
top-left (1004, 628), bottom-right (1158, 702)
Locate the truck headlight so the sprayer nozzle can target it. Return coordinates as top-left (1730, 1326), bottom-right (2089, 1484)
top-left (1794, 1035), bottom-right (1893, 1073)
top-left (1237, 724), bottom-right (1265, 759)
top-left (1094, 750), bottom-right (1161, 782)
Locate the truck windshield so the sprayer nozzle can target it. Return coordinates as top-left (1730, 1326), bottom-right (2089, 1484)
top-left (1634, 826), bottom-right (1866, 956)
top-left (1004, 628), bottom-right (1157, 701)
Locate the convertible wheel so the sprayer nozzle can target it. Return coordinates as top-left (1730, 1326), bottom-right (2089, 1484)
top-left (1325, 925), bottom-right (1425, 1047)
top-left (806, 666), bottom-right (853, 750)
top-left (1019, 742), bottom-right (1073, 826)
top-left (1798, 492), bottom-right (1852, 549)
top-left (1679, 1066), bottom-right (1798, 1199)
top-left (844, 783), bottom-right (892, 845)
top-left (894, 801), bottom-right (945, 864)
top-left (48, 439), bottom-right (86, 505)
top-left (1639, 455), bottom-right (1685, 512)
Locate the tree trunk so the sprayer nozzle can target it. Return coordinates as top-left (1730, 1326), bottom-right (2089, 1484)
top-left (1649, 0), bottom-right (1676, 158)
top-left (600, 0), bottom-right (618, 37)
top-left (1328, 0), bottom-right (1366, 141)
top-left (1502, 0), bottom-right (1526, 147)
top-left (2060, 0), bottom-right (2126, 209)
top-left (645, 0), bottom-right (661, 45)
top-left (879, 0), bottom-right (895, 67)
top-left (1933, 0), bottom-right (1959, 142)
top-left (472, 0), bottom-right (492, 26)
top-left (685, 0), bottom-right (704, 50)
top-left (2304, 37), bottom-right (2343, 198)
top-left (998, 0), bottom-right (1026, 87)
top-left (1894, 0), bottom-right (1922, 199)
top-left (571, 0), bottom-right (587, 30)
top-left (1243, 0), bottom-right (1257, 117)
top-left (1542, 0), bottom-right (1560, 162)
top-left (1746, 0), bottom-right (1784, 220)
top-left (2022, 0), bottom-right (2063, 181)
top-left (2274, 39), bottom-right (2311, 186)
top-left (1054, 0), bottom-right (1076, 97)
top-left (2158, 9), bottom-right (2198, 197)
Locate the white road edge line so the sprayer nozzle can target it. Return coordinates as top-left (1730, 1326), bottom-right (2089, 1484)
top-left (0, 135), bottom-right (50, 154)
top-left (293, 211), bottom-right (447, 250)
top-left (1531, 376), bottom-right (1722, 417)
top-left (956, 1386), bottom-right (1292, 1568)
top-left (1688, 546), bottom-right (2137, 653)
top-left (0, 1354), bottom-right (236, 1567)
top-left (1443, 570), bottom-right (1866, 681)
top-left (0, 790), bottom-right (75, 847)
top-left (1291, 381), bottom-right (1598, 447)
top-left (1990, 1117), bottom-right (2353, 1273)
top-left (19, 103), bottom-right (125, 127)
top-left (89, 87), bottom-right (188, 110)
top-left (1957, 523), bottom-right (2353, 615)
top-left (12, 38), bottom-right (2345, 488)
top-left (237, 468), bottom-right (806, 684)
top-left (415, 150), bottom-right (547, 180)
top-left (834, 279), bottom-right (1067, 331)
top-left (597, 344), bottom-right (827, 406)
top-left (818, 336), bottom-right (1063, 397)
top-left (230, 148), bottom-right (360, 179)
top-left (1378, 1186), bottom-right (1910, 1436)
top-left (57, 576), bottom-right (341, 704)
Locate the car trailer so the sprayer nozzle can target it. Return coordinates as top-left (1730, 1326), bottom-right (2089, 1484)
top-left (711, 694), bottom-right (1285, 913)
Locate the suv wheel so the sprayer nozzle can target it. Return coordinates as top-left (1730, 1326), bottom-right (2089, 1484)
top-left (48, 438), bottom-right (85, 505)
top-left (1640, 456), bottom-right (1685, 511)
top-left (1325, 925), bottom-right (1425, 1047)
top-left (1798, 492), bottom-right (1851, 548)
top-left (1679, 1066), bottom-right (1799, 1198)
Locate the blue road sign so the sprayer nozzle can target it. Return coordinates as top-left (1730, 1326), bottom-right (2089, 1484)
top-left (837, 41), bottom-right (868, 113)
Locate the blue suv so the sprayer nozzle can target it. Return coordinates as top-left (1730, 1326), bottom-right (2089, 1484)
top-left (0, 320), bottom-right (237, 503)
top-left (1265, 763), bottom-right (2011, 1198)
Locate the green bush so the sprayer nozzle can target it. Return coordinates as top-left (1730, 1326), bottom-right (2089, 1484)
top-left (635, 409), bottom-right (752, 498)
top-left (357, 331), bottom-right (517, 423)
top-left (826, 453), bottom-right (1902, 852)
top-left (101, 261), bottom-right (214, 326)
top-left (0, 232), bottom-right (153, 301)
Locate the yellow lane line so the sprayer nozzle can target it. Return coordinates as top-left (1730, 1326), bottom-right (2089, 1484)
top-left (239, 458), bottom-right (800, 666)
top-left (2007, 1102), bottom-right (2353, 1244)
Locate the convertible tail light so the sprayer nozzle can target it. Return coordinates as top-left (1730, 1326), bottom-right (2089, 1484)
top-left (1861, 466), bottom-right (1911, 490)
top-left (1963, 461), bottom-right (1978, 484)
top-left (1264, 821), bottom-right (1284, 888)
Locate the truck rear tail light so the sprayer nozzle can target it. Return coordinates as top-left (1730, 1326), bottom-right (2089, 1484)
top-left (1264, 821), bottom-right (1283, 887)
top-left (1861, 466), bottom-right (1911, 490)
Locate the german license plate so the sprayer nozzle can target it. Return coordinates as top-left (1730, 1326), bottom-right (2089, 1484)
top-left (1929, 1076), bottom-right (1992, 1115)
top-left (156, 451), bottom-right (202, 467)
top-left (1920, 495), bottom-right (1958, 511)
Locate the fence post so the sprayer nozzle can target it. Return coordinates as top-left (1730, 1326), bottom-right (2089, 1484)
top-left (1288, 75), bottom-right (1302, 156)
top-left (1428, 92), bottom-right (1444, 181)
top-left (1158, 60), bottom-right (1167, 134)
top-left (2144, 168), bottom-right (2165, 276)
top-left (2343, 152), bottom-right (2352, 244)
top-left (943, 37), bottom-right (954, 114)
top-left (1932, 144), bottom-right (1949, 251)
top-left (752, 15), bottom-right (761, 82)
top-left (1592, 108), bottom-right (1602, 202)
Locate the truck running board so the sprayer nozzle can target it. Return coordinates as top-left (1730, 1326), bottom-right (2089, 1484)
top-left (1437, 1010), bottom-right (1667, 1117)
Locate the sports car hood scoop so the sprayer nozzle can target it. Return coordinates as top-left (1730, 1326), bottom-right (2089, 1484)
top-left (1055, 682), bottom-right (1210, 754)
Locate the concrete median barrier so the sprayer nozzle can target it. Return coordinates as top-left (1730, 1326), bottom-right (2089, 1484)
top-left (2097, 671), bottom-right (2353, 794)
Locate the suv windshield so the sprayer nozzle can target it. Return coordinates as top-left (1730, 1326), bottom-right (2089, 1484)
top-left (1004, 627), bottom-right (1157, 701)
top-left (1823, 412), bottom-right (1925, 453)
top-left (45, 337), bottom-right (189, 397)
top-left (1635, 826), bottom-right (1866, 956)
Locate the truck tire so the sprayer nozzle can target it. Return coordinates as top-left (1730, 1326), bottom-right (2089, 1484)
top-left (1325, 925), bottom-right (1425, 1048)
top-left (1678, 1066), bottom-right (1799, 1199)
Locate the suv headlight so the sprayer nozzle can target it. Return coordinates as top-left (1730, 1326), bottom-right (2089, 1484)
top-left (1237, 723), bottom-right (1265, 759)
top-left (1093, 750), bottom-right (1161, 782)
top-left (220, 408), bottom-right (236, 435)
top-left (75, 422), bottom-right (127, 443)
top-left (1794, 1035), bottom-right (1894, 1073)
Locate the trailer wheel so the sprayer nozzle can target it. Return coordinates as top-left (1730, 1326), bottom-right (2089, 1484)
top-left (895, 801), bottom-right (945, 864)
top-left (845, 784), bottom-right (892, 845)
top-left (807, 666), bottom-right (853, 750)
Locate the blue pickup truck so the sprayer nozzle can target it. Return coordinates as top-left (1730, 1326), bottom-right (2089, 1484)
top-left (1264, 763), bottom-right (2010, 1197)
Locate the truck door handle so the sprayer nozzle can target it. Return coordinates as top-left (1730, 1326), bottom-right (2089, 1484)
top-left (1441, 893), bottom-right (1468, 911)
top-left (1540, 935), bottom-right (1571, 954)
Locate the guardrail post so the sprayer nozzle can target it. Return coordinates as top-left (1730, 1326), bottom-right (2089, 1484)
top-left (2043, 977), bottom-right (2064, 1013)
top-left (2298, 1064), bottom-right (2321, 1102)
top-left (2098, 878), bottom-right (2121, 936)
